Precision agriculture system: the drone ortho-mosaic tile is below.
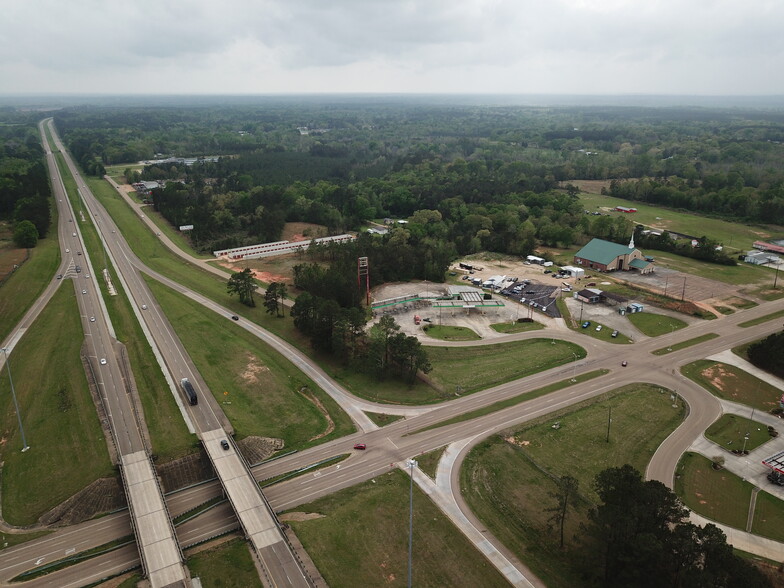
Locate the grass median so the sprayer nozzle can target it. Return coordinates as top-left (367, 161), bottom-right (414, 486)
top-left (147, 278), bottom-right (354, 448)
top-left (57, 153), bottom-right (194, 461)
top-left (0, 286), bottom-right (113, 525)
top-left (652, 333), bottom-right (719, 355)
top-left (286, 470), bottom-right (509, 588)
top-left (461, 383), bottom-right (686, 588)
top-left (413, 369), bottom-right (608, 435)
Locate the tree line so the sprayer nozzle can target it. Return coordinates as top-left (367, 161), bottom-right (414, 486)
top-left (0, 120), bottom-right (52, 248)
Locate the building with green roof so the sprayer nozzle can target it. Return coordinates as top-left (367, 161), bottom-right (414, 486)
top-left (573, 237), bottom-right (654, 274)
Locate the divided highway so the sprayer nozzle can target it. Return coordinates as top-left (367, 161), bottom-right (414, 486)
top-left (0, 120), bottom-right (782, 586)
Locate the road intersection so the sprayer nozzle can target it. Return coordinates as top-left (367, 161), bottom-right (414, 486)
top-left (0, 122), bottom-right (783, 586)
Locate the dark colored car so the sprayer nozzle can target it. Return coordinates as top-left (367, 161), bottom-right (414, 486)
top-left (220, 439), bottom-right (230, 450)
top-left (768, 471), bottom-right (784, 486)
top-left (231, 315), bottom-right (239, 321)
top-left (581, 321), bottom-right (591, 328)
top-left (353, 443), bottom-right (367, 450)
top-left (611, 330), bottom-right (619, 338)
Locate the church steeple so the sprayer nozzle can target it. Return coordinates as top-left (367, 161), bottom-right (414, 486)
top-left (629, 233), bottom-right (635, 249)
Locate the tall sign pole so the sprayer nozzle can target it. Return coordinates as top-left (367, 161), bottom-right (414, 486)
top-left (358, 257), bottom-right (370, 306)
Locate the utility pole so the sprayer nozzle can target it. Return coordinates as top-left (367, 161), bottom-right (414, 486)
top-left (681, 277), bottom-right (687, 301)
top-left (407, 459), bottom-right (418, 588)
top-left (605, 406), bottom-right (612, 443)
top-left (1, 348), bottom-right (29, 452)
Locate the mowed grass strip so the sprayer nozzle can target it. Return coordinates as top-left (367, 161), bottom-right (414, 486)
top-left (738, 309), bottom-right (784, 328)
top-left (490, 320), bottom-right (544, 334)
top-left (675, 452), bottom-right (754, 530)
top-left (462, 384), bottom-right (686, 588)
top-left (286, 470), bottom-right (510, 588)
top-left (627, 312), bottom-right (688, 336)
top-left (147, 278), bottom-right (354, 447)
top-left (705, 414), bottom-right (772, 453)
top-left (55, 154), bottom-right (193, 461)
top-left (752, 490), bottom-right (784, 543)
top-left (0, 286), bottom-right (113, 525)
top-left (426, 338), bottom-right (587, 396)
top-left (415, 446), bottom-right (447, 479)
top-left (414, 369), bottom-right (609, 435)
top-left (421, 324), bottom-right (480, 341)
top-left (187, 538), bottom-right (262, 588)
top-left (652, 333), bottom-right (719, 355)
top-left (681, 360), bottom-right (782, 412)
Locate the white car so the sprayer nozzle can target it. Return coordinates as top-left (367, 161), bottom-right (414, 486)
top-left (595, 325), bottom-right (602, 332)
top-left (90, 316), bottom-right (95, 322)
top-left (82, 289), bottom-right (87, 294)
top-left (66, 248), bottom-right (70, 253)
top-left (100, 358), bottom-right (107, 365)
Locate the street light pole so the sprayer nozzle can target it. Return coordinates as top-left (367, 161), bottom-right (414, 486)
top-left (571, 352), bottom-right (578, 382)
top-left (408, 458), bottom-right (418, 588)
top-left (1, 348), bottom-right (29, 452)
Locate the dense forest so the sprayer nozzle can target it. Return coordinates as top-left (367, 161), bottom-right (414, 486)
top-left (51, 100), bottom-right (784, 261)
top-left (0, 118), bottom-right (52, 246)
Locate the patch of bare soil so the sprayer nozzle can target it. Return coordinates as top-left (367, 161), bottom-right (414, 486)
top-left (39, 478), bottom-right (126, 527)
top-left (239, 352), bottom-right (270, 385)
top-left (700, 364), bottom-right (738, 395)
top-left (279, 512), bottom-right (325, 522)
top-left (281, 222), bottom-right (327, 242)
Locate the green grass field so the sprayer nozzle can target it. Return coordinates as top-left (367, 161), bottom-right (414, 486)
top-left (0, 207), bottom-right (61, 344)
top-left (675, 453), bottom-right (754, 530)
top-left (461, 384), bottom-right (686, 588)
top-left (490, 320), bottom-right (545, 334)
top-left (704, 414), bottom-right (772, 453)
top-left (681, 360), bottom-right (783, 412)
top-left (426, 338), bottom-right (586, 398)
top-left (752, 490), bottom-right (784, 543)
top-left (421, 324), bottom-right (480, 340)
top-left (577, 192), bottom-right (784, 252)
top-left (0, 286), bottom-right (114, 525)
top-left (287, 470), bottom-right (510, 588)
top-left (187, 538), bottom-right (262, 588)
top-left (627, 312), bottom-right (688, 336)
top-left (147, 279), bottom-right (354, 448)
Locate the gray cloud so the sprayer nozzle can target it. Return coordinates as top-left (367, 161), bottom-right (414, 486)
top-left (1, 0), bottom-right (783, 95)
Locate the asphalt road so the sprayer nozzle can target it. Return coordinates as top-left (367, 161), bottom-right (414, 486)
top-left (1, 121), bottom-right (783, 585)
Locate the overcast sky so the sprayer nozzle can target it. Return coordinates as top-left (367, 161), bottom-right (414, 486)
top-left (2, 0), bottom-right (782, 96)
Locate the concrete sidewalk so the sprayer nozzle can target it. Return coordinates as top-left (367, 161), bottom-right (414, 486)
top-left (399, 438), bottom-right (540, 588)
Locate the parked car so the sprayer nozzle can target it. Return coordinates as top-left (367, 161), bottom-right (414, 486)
top-left (621, 360), bottom-right (628, 367)
top-left (611, 330), bottom-right (619, 338)
top-left (581, 321), bottom-right (591, 328)
top-left (90, 316), bottom-right (95, 322)
top-left (100, 358), bottom-right (107, 365)
top-left (353, 443), bottom-right (367, 450)
top-left (595, 325), bottom-right (602, 332)
top-left (768, 471), bottom-right (784, 486)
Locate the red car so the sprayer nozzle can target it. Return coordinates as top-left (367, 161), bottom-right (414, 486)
top-left (353, 443), bottom-right (367, 450)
